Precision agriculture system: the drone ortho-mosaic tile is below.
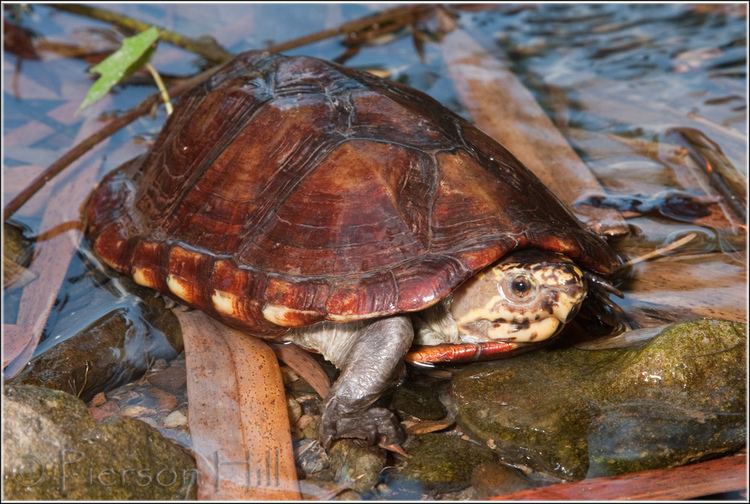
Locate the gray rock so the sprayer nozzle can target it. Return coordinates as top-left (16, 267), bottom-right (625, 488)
top-left (328, 439), bottom-right (386, 493)
top-left (451, 319), bottom-right (746, 480)
top-left (294, 438), bottom-right (330, 477)
top-left (3, 384), bottom-right (196, 500)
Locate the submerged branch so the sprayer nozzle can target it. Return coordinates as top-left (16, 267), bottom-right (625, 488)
top-left (623, 232), bottom-right (698, 268)
top-left (50, 3), bottom-right (233, 63)
top-left (265, 4), bottom-right (434, 53)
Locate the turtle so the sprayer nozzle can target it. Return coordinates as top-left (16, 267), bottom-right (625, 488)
top-left (84, 50), bottom-right (623, 450)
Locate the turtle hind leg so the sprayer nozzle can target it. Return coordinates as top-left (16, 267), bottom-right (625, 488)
top-left (316, 315), bottom-right (414, 450)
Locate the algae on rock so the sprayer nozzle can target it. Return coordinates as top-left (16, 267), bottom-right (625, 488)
top-left (451, 319), bottom-right (746, 480)
top-left (3, 384), bottom-right (196, 500)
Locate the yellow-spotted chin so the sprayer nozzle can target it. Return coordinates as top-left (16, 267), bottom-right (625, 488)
top-left (450, 250), bottom-right (588, 344)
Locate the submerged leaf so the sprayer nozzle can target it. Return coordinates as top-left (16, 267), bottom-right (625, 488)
top-left (79, 27), bottom-right (159, 111)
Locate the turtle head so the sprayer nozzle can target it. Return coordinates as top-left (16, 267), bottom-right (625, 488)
top-left (449, 250), bottom-right (587, 345)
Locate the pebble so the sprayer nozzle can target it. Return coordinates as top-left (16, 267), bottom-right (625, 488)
top-left (294, 438), bottom-right (330, 476)
top-left (90, 391), bottom-right (107, 407)
top-left (150, 387), bottom-right (178, 411)
top-left (163, 410), bottom-right (188, 428)
top-left (287, 397), bottom-right (303, 424)
top-left (471, 462), bottom-right (534, 498)
top-left (120, 405), bottom-right (151, 418)
top-left (146, 364), bottom-right (187, 394)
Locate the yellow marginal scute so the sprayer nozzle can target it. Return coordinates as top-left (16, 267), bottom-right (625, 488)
top-left (262, 303), bottom-right (321, 327)
top-left (212, 289), bottom-right (238, 317)
top-left (166, 274), bottom-right (193, 302)
top-left (132, 267), bottom-right (158, 288)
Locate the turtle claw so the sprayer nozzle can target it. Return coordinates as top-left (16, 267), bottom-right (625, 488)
top-left (321, 404), bottom-right (405, 450)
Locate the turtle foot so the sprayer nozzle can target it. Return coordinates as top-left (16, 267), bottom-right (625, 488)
top-left (321, 403), bottom-right (405, 450)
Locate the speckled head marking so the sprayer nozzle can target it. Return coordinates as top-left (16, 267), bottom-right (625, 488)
top-left (449, 249), bottom-right (587, 344)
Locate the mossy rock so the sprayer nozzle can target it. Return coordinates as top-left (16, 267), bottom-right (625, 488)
top-left (451, 319), bottom-right (746, 480)
top-left (328, 439), bottom-right (386, 494)
top-left (390, 382), bottom-right (447, 421)
top-left (3, 384), bottom-right (196, 500)
top-left (394, 433), bottom-right (496, 493)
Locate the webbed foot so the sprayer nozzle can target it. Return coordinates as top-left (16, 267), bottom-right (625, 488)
top-left (317, 316), bottom-right (413, 452)
top-left (321, 400), bottom-right (404, 450)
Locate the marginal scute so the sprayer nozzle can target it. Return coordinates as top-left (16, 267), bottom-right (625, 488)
top-left (84, 50), bottom-right (621, 335)
top-left (133, 267), bottom-right (158, 288)
top-left (211, 289), bottom-right (239, 317)
top-left (262, 303), bottom-right (322, 327)
top-left (166, 273), bottom-right (193, 303)
top-left (92, 225), bottom-right (130, 273)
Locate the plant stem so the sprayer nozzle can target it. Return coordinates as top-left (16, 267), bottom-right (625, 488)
top-left (145, 62), bottom-right (173, 115)
top-left (49, 3), bottom-right (233, 64)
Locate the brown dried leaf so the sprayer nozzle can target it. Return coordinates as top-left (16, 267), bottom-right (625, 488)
top-left (624, 252), bottom-right (746, 323)
top-left (177, 310), bottom-right (300, 500)
top-left (271, 342), bottom-right (331, 399)
top-left (402, 416), bottom-right (455, 435)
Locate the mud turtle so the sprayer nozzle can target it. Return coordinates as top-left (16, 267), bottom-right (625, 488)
top-left (85, 51), bottom-right (622, 449)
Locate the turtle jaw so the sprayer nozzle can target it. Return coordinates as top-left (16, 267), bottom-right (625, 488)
top-left (485, 315), bottom-right (563, 344)
top-left (405, 302), bottom-right (577, 365)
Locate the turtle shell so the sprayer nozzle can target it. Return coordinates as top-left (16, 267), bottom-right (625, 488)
top-left (85, 51), bottom-right (621, 336)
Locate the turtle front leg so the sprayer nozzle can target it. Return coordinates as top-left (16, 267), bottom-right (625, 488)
top-left (318, 316), bottom-right (413, 449)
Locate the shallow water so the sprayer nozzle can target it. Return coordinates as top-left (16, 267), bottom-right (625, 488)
top-left (2, 3), bottom-right (747, 499)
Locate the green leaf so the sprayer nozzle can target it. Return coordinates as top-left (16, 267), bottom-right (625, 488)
top-left (79, 27), bottom-right (160, 111)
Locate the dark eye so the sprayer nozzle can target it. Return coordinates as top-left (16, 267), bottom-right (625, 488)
top-left (500, 273), bottom-right (537, 304)
top-left (510, 275), bottom-right (532, 297)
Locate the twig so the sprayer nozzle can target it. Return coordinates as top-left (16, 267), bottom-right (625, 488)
top-left (623, 232), bottom-right (697, 268)
top-left (145, 62), bottom-right (173, 116)
top-left (265, 4), bottom-right (433, 53)
top-left (3, 64), bottom-right (222, 222)
top-left (49, 3), bottom-right (233, 64)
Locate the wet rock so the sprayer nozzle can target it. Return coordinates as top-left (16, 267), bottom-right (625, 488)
top-left (10, 292), bottom-right (181, 402)
top-left (295, 439), bottom-right (330, 477)
top-left (451, 319), bottom-right (746, 480)
top-left (328, 439), bottom-right (386, 493)
top-left (392, 432), bottom-right (496, 493)
top-left (3, 221), bottom-right (35, 290)
top-left (87, 354), bottom-right (191, 450)
top-left (470, 462), bottom-right (534, 498)
top-left (145, 363), bottom-right (187, 394)
top-left (390, 381), bottom-right (447, 421)
top-left (3, 384), bottom-right (196, 500)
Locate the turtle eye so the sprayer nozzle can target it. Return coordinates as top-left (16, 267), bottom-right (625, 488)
top-left (500, 273), bottom-right (538, 304)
